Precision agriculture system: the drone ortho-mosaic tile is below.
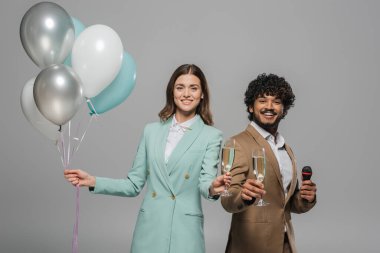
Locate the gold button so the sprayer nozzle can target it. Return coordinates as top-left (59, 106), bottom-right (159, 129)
top-left (152, 191), bottom-right (156, 198)
top-left (184, 173), bottom-right (190, 179)
top-left (171, 195), bottom-right (176, 200)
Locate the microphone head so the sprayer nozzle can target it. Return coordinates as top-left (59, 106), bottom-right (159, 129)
top-left (302, 166), bottom-right (312, 181)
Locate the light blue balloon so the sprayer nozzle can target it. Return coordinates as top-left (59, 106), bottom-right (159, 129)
top-left (88, 51), bottom-right (137, 114)
top-left (64, 17), bottom-right (85, 66)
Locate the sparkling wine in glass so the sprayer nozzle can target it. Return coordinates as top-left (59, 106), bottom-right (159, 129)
top-left (252, 147), bottom-right (269, 206)
top-left (221, 139), bottom-right (235, 197)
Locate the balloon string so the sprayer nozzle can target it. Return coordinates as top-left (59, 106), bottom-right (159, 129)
top-left (67, 114), bottom-right (93, 253)
top-left (56, 136), bottom-right (65, 168)
top-left (59, 130), bottom-right (67, 168)
top-left (68, 108), bottom-right (95, 253)
top-left (57, 103), bottom-right (97, 253)
top-left (57, 124), bottom-right (79, 253)
top-left (86, 98), bottom-right (99, 117)
top-left (69, 113), bottom-right (94, 163)
top-left (72, 185), bottom-right (80, 253)
top-left (75, 115), bottom-right (93, 154)
top-left (57, 124), bottom-right (80, 253)
top-left (70, 113), bottom-right (85, 160)
top-left (67, 121), bottom-right (71, 167)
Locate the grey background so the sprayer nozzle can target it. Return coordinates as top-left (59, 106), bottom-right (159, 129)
top-left (1, 0), bottom-right (379, 252)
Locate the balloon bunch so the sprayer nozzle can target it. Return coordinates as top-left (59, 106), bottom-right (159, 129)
top-left (20, 1), bottom-right (136, 156)
top-left (19, 2), bottom-right (136, 253)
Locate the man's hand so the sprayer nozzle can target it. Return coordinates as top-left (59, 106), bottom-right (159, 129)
top-left (300, 180), bottom-right (317, 202)
top-left (241, 179), bottom-right (266, 201)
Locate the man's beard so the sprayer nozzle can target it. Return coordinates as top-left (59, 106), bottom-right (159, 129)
top-left (252, 109), bottom-right (282, 133)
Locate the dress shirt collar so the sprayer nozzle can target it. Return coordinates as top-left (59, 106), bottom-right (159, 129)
top-left (171, 114), bottom-right (198, 133)
top-left (250, 121), bottom-right (285, 148)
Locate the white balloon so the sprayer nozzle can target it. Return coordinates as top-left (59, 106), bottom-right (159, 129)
top-left (72, 24), bottom-right (123, 98)
top-left (20, 78), bottom-right (59, 142)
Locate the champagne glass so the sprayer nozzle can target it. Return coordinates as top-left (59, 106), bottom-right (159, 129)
top-left (252, 147), bottom-right (269, 206)
top-left (221, 138), bottom-right (235, 197)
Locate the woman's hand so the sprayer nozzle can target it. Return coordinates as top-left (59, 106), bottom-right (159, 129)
top-left (210, 172), bottom-right (232, 196)
top-left (63, 169), bottom-right (96, 187)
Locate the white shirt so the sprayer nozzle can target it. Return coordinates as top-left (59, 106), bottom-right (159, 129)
top-left (164, 115), bottom-right (199, 163)
top-left (250, 121), bottom-right (293, 197)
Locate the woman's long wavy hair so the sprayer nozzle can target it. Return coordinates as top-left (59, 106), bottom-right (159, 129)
top-left (158, 64), bottom-right (213, 125)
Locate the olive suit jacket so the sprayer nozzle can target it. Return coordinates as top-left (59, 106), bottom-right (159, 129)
top-left (221, 124), bottom-right (316, 253)
top-left (92, 116), bottom-right (222, 253)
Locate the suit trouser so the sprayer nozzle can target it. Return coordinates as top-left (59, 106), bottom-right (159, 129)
top-left (283, 233), bottom-right (292, 253)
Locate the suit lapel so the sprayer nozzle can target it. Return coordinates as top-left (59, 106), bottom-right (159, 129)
top-left (166, 117), bottom-right (204, 175)
top-left (154, 119), bottom-right (175, 194)
top-left (246, 125), bottom-right (284, 191)
top-left (284, 143), bottom-right (297, 204)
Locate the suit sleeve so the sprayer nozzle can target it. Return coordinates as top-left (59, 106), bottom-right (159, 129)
top-left (221, 139), bottom-right (253, 213)
top-left (198, 129), bottom-right (223, 201)
top-left (92, 125), bottom-right (149, 197)
top-left (286, 146), bottom-right (317, 213)
top-left (289, 180), bottom-right (317, 213)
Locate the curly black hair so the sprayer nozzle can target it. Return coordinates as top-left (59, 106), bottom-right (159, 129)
top-left (244, 73), bottom-right (295, 121)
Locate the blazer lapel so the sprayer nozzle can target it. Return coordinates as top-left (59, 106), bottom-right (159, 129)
top-left (166, 117), bottom-right (204, 175)
top-left (284, 143), bottom-right (297, 204)
top-left (154, 119), bottom-right (175, 194)
top-left (246, 125), bottom-right (284, 191)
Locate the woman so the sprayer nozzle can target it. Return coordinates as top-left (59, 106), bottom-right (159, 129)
top-left (64, 64), bottom-right (229, 253)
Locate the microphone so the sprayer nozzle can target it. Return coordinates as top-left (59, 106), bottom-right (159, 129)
top-left (301, 166), bottom-right (312, 181)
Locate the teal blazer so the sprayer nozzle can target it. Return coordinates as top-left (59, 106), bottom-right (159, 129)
top-left (93, 116), bottom-right (222, 253)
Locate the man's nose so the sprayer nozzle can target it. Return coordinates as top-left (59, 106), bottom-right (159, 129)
top-left (265, 101), bottom-right (273, 109)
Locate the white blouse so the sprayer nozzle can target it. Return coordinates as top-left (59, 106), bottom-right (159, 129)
top-left (164, 114), bottom-right (199, 163)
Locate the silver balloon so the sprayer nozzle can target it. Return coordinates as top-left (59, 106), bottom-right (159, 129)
top-left (34, 64), bottom-right (83, 126)
top-left (20, 2), bottom-right (75, 68)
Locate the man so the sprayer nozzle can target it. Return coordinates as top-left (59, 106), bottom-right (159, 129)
top-left (221, 73), bottom-right (317, 253)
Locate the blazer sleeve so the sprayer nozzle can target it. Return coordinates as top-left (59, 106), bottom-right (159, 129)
top-left (198, 128), bottom-right (223, 201)
top-left (285, 145), bottom-right (317, 213)
top-left (221, 139), bottom-right (253, 213)
top-left (92, 125), bottom-right (149, 197)
top-left (289, 180), bottom-right (317, 213)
